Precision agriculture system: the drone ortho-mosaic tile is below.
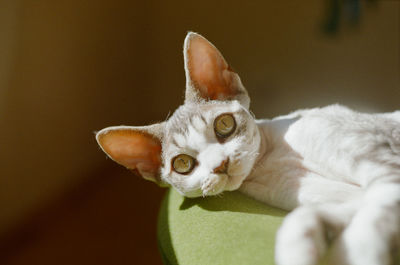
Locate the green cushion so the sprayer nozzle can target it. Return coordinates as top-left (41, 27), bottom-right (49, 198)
top-left (157, 188), bottom-right (287, 265)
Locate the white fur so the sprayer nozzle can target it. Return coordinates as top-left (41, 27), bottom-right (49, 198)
top-left (97, 32), bottom-right (400, 265)
top-left (237, 105), bottom-right (400, 265)
top-left (161, 100), bottom-right (261, 197)
top-left (161, 101), bottom-right (399, 265)
top-left (169, 34), bottom-right (400, 264)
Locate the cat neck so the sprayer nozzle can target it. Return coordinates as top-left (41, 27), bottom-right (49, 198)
top-left (247, 117), bottom-right (299, 181)
top-left (248, 122), bottom-right (273, 178)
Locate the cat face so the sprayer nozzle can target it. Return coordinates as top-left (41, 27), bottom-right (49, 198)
top-left (96, 32), bottom-right (260, 197)
top-left (162, 100), bottom-right (260, 197)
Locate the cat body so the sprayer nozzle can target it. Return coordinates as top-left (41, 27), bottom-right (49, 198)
top-left (243, 105), bottom-right (399, 210)
top-left (96, 32), bottom-right (400, 265)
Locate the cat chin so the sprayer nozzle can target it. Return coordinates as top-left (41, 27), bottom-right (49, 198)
top-left (176, 174), bottom-right (232, 198)
top-left (201, 173), bottom-right (228, 196)
top-left (225, 159), bottom-right (255, 190)
top-left (224, 177), bottom-right (246, 191)
top-left (202, 173), bottom-right (248, 196)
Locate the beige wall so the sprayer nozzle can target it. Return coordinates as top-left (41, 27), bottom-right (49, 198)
top-left (0, 0), bottom-right (399, 236)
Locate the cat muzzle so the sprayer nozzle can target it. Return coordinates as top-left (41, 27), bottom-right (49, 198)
top-left (213, 158), bottom-right (229, 174)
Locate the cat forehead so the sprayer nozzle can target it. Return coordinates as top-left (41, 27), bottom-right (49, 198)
top-left (163, 100), bottom-right (244, 150)
top-left (168, 100), bottom-right (243, 125)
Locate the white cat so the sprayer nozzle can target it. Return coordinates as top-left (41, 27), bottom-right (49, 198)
top-left (96, 32), bottom-right (400, 265)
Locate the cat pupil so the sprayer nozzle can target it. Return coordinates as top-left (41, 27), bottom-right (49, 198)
top-left (172, 154), bottom-right (195, 174)
top-left (214, 113), bottom-right (236, 138)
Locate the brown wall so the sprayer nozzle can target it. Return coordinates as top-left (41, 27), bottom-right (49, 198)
top-left (0, 0), bottom-right (399, 256)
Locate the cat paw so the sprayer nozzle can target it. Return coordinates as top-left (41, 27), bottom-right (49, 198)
top-left (275, 207), bottom-right (327, 265)
top-left (328, 203), bottom-right (398, 265)
top-left (329, 221), bottom-right (393, 265)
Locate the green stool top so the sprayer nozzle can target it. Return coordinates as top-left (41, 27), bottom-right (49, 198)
top-left (157, 188), bottom-right (287, 265)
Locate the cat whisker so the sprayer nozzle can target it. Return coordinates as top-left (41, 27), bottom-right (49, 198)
top-left (164, 111), bottom-right (172, 121)
top-left (216, 192), bottom-right (224, 198)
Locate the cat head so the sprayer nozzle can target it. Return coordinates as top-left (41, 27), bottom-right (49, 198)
top-left (96, 32), bottom-right (261, 197)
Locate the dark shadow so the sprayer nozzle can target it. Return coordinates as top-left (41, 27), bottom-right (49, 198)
top-left (179, 191), bottom-right (287, 218)
top-left (157, 190), bottom-right (179, 265)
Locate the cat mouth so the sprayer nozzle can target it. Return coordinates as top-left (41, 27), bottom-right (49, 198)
top-left (201, 173), bottom-right (229, 196)
top-left (201, 158), bottom-right (240, 196)
top-left (213, 158), bottom-right (230, 174)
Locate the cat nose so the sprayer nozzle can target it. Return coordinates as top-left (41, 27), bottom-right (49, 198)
top-left (213, 158), bottom-right (229, 174)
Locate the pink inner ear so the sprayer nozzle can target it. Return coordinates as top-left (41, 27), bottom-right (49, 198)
top-left (98, 129), bottom-right (161, 176)
top-left (188, 35), bottom-right (238, 100)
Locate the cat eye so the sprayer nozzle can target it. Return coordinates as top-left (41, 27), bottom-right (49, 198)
top-left (214, 113), bottom-right (236, 138)
top-left (172, 154), bottom-right (196, 174)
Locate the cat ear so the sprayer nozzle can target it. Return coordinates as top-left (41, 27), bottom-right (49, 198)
top-left (183, 32), bottom-right (250, 109)
top-left (96, 123), bottom-right (168, 186)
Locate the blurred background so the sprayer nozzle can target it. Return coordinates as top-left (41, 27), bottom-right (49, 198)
top-left (0, 0), bottom-right (398, 264)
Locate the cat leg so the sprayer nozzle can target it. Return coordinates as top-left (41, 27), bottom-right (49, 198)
top-left (275, 206), bottom-right (327, 265)
top-left (242, 171), bottom-right (362, 265)
top-left (274, 173), bottom-right (362, 265)
top-left (328, 178), bottom-right (400, 265)
top-left (275, 202), bottom-right (357, 265)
